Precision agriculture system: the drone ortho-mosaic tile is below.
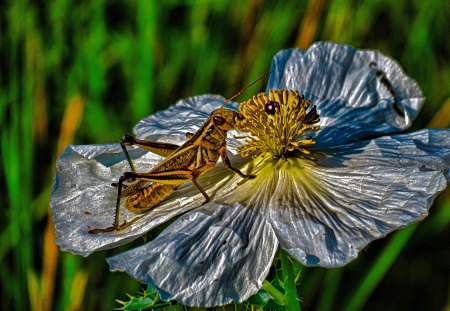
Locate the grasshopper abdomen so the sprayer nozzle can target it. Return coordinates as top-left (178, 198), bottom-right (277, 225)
top-left (124, 183), bottom-right (177, 213)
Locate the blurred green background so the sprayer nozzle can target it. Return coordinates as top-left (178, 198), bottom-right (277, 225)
top-left (1, 0), bottom-right (449, 310)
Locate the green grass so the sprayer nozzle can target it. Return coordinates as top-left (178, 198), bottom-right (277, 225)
top-left (1, 0), bottom-right (449, 310)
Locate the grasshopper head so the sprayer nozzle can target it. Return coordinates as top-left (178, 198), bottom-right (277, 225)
top-left (210, 108), bottom-right (242, 131)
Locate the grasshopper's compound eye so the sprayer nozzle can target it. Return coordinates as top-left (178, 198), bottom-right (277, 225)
top-left (213, 116), bottom-right (225, 125)
top-left (265, 101), bottom-right (280, 115)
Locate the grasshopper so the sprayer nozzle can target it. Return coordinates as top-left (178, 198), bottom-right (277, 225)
top-left (89, 77), bottom-right (268, 233)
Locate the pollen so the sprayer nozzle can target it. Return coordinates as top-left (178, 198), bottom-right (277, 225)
top-left (235, 89), bottom-right (320, 159)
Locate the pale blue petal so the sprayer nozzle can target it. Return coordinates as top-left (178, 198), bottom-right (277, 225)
top-left (268, 129), bottom-right (449, 267)
top-left (317, 129), bottom-right (450, 178)
top-left (268, 42), bottom-right (424, 147)
top-left (107, 203), bottom-right (278, 307)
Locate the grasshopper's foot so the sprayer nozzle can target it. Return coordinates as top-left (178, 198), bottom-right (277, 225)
top-left (111, 182), bottom-right (129, 189)
top-left (200, 193), bottom-right (210, 205)
top-left (88, 226), bottom-right (116, 234)
top-left (237, 172), bottom-right (256, 179)
top-left (88, 221), bottom-right (129, 234)
top-left (230, 166), bottom-right (256, 179)
top-left (117, 220), bottom-right (132, 230)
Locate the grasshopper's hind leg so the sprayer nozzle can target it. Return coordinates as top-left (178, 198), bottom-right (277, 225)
top-left (89, 175), bottom-right (179, 234)
top-left (89, 174), bottom-right (128, 233)
top-left (119, 134), bottom-right (183, 176)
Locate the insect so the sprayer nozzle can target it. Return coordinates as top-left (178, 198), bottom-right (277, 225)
top-left (89, 76), bottom-right (268, 233)
top-left (370, 61), bottom-right (402, 115)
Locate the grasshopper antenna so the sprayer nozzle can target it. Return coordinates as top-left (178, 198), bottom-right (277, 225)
top-left (221, 71), bottom-right (272, 108)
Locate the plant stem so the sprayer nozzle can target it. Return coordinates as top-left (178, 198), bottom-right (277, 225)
top-left (262, 280), bottom-right (284, 305)
top-left (280, 250), bottom-right (301, 311)
top-left (344, 225), bottom-right (416, 311)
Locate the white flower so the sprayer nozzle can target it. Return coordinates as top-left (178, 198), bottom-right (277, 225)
top-left (51, 42), bottom-right (450, 307)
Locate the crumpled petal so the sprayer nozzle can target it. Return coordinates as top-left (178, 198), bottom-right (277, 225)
top-left (268, 129), bottom-right (449, 267)
top-left (51, 95), bottom-right (237, 256)
top-left (268, 42), bottom-right (424, 147)
top-left (107, 203), bottom-right (278, 307)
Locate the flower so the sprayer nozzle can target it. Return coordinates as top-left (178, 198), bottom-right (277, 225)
top-left (51, 42), bottom-right (450, 307)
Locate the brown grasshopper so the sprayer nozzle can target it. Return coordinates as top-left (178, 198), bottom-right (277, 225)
top-left (89, 77), bottom-right (268, 233)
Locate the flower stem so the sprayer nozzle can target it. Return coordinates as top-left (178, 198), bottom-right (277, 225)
top-left (262, 280), bottom-right (284, 305)
top-left (280, 249), bottom-right (301, 311)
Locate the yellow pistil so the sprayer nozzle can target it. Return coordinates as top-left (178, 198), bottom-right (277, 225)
top-left (236, 89), bottom-right (320, 159)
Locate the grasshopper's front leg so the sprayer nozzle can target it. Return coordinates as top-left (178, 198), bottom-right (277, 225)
top-left (219, 145), bottom-right (256, 179)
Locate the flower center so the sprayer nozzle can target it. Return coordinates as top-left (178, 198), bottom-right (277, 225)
top-left (235, 89), bottom-right (320, 159)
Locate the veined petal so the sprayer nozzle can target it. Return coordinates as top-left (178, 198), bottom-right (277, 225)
top-left (268, 42), bottom-right (424, 147)
top-left (264, 129), bottom-right (449, 267)
top-left (317, 129), bottom-right (450, 178)
top-left (51, 95), bottom-right (240, 256)
top-left (107, 203), bottom-right (278, 307)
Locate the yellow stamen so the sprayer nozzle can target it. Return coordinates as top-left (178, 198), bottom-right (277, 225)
top-left (236, 89), bottom-right (320, 159)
